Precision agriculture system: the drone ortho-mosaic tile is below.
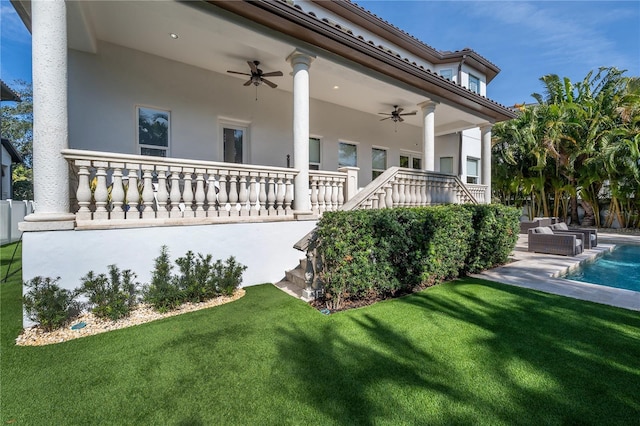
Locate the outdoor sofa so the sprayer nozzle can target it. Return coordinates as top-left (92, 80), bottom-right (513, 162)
top-left (519, 217), bottom-right (559, 234)
top-left (550, 222), bottom-right (597, 249)
top-left (528, 226), bottom-right (584, 256)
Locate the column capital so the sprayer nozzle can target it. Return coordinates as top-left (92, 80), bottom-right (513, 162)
top-left (287, 49), bottom-right (316, 68)
top-left (480, 122), bottom-right (494, 132)
top-left (417, 100), bottom-right (439, 113)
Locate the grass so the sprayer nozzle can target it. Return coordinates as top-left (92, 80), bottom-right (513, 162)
top-left (2, 241), bottom-right (640, 425)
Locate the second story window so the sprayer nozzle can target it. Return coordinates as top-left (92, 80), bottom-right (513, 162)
top-left (440, 69), bottom-right (453, 81)
top-left (469, 74), bottom-right (480, 94)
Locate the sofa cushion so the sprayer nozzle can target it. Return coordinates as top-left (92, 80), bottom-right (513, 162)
top-left (552, 222), bottom-right (569, 231)
top-left (534, 226), bottom-right (554, 234)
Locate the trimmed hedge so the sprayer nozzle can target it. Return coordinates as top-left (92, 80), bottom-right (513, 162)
top-left (312, 204), bottom-right (519, 309)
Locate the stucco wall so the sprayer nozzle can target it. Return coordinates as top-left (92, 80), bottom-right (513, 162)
top-left (68, 41), bottom-right (459, 189)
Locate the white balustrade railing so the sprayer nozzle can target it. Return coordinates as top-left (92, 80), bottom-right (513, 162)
top-left (341, 167), bottom-right (478, 211)
top-left (464, 184), bottom-right (488, 204)
top-left (309, 171), bottom-right (347, 214)
top-left (63, 149), bottom-right (298, 224)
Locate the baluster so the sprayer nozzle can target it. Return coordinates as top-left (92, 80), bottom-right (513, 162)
top-left (75, 160), bottom-right (92, 221)
top-left (418, 176), bottom-right (426, 206)
top-left (275, 175), bottom-right (285, 215)
top-left (371, 195), bottom-right (379, 209)
top-left (405, 178), bottom-right (413, 206)
top-left (330, 179), bottom-right (338, 211)
top-left (155, 165), bottom-right (169, 219)
top-left (218, 172), bottom-right (229, 217)
top-left (284, 175), bottom-right (293, 215)
top-left (206, 171), bottom-right (218, 217)
top-left (141, 164), bottom-right (155, 219)
top-left (412, 179), bottom-right (419, 206)
top-left (248, 172), bottom-right (258, 216)
top-left (258, 174), bottom-right (267, 215)
top-left (125, 163), bottom-right (140, 220)
top-left (377, 190), bottom-right (385, 209)
top-left (310, 178), bottom-right (319, 213)
top-left (228, 172), bottom-right (239, 216)
top-left (194, 168), bottom-right (206, 218)
top-left (238, 172), bottom-right (249, 216)
top-left (267, 175), bottom-right (276, 214)
top-left (182, 167), bottom-right (194, 218)
top-left (391, 181), bottom-right (400, 207)
top-left (425, 176), bottom-right (433, 205)
top-left (110, 162), bottom-right (126, 219)
top-left (92, 161), bottom-right (109, 220)
top-left (337, 180), bottom-right (344, 209)
top-left (169, 166), bottom-right (182, 218)
top-left (317, 179), bottom-right (326, 214)
top-left (324, 178), bottom-right (332, 212)
top-left (385, 184), bottom-right (393, 208)
top-left (398, 179), bottom-right (406, 207)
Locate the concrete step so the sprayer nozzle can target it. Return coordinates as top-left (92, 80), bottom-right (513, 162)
top-left (285, 265), bottom-right (307, 288)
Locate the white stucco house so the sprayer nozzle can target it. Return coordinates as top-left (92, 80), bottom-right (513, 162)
top-left (12, 0), bottom-right (515, 308)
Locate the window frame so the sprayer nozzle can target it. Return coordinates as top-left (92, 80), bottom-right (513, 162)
top-left (439, 156), bottom-right (454, 174)
top-left (439, 68), bottom-right (453, 81)
top-left (468, 74), bottom-right (480, 94)
top-left (137, 105), bottom-right (170, 157)
top-left (466, 157), bottom-right (479, 184)
top-left (400, 151), bottom-right (422, 170)
top-left (338, 141), bottom-right (358, 168)
top-left (309, 136), bottom-right (321, 170)
top-left (371, 146), bottom-right (388, 179)
top-left (219, 117), bottom-right (251, 164)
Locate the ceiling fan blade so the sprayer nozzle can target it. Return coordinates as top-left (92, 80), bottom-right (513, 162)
top-left (248, 61), bottom-right (258, 74)
top-left (380, 117), bottom-right (392, 121)
top-left (227, 70), bottom-right (251, 76)
top-left (400, 111), bottom-right (417, 116)
top-left (262, 78), bottom-right (278, 89)
top-left (378, 112), bottom-right (392, 115)
top-left (398, 116), bottom-right (405, 122)
top-left (261, 71), bottom-right (283, 77)
top-left (243, 79), bottom-right (253, 86)
top-left (396, 107), bottom-right (404, 114)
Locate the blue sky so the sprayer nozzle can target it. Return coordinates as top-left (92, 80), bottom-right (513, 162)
top-left (1, 0), bottom-right (639, 107)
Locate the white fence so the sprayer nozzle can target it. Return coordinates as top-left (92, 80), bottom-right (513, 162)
top-left (0, 200), bottom-right (34, 245)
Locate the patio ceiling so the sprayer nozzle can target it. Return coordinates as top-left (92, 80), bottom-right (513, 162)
top-left (65, 0), bottom-right (490, 134)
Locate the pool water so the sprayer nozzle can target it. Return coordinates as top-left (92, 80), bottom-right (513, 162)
top-left (565, 244), bottom-right (640, 292)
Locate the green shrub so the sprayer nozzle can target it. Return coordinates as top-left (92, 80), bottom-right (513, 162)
top-left (216, 256), bottom-right (247, 296)
top-left (312, 204), bottom-right (517, 310)
top-left (463, 204), bottom-right (520, 273)
top-left (79, 265), bottom-right (139, 321)
top-left (23, 276), bottom-right (78, 331)
top-left (144, 247), bottom-right (247, 312)
top-left (143, 246), bottom-right (182, 313)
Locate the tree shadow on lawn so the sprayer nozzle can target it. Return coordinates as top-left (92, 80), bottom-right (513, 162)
top-left (397, 278), bottom-right (640, 424)
top-left (274, 279), bottom-right (640, 425)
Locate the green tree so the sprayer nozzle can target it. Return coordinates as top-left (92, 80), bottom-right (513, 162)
top-left (1, 80), bottom-right (33, 199)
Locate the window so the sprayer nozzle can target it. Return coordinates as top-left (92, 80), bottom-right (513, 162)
top-left (466, 158), bottom-right (479, 184)
top-left (338, 142), bottom-right (357, 167)
top-left (309, 137), bottom-right (321, 170)
top-left (400, 153), bottom-right (422, 170)
top-left (440, 157), bottom-right (454, 174)
top-left (469, 74), bottom-right (480, 94)
top-left (220, 119), bottom-right (249, 164)
top-left (223, 128), bottom-right (244, 164)
top-left (372, 148), bottom-right (387, 179)
top-left (440, 69), bottom-right (453, 81)
top-left (138, 107), bottom-right (169, 157)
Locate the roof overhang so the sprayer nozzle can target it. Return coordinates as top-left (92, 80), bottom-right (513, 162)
top-left (1, 139), bottom-right (24, 164)
top-left (1, 80), bottom-right (21, 102)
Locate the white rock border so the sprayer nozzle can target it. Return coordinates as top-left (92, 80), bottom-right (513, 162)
top-left (16, 289), bottom-right (246, 347)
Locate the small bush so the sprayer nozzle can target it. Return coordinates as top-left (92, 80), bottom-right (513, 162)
top-left (176, 251), bottom-right (219, 302)
top-left (143, 246), bottom-right (182, 313)
top-left (79, 265), bottom-right (139, 321)
top-left (23, 276), bottom-right (78, 331)
top-left (216, 256), bottom-right (247, 296)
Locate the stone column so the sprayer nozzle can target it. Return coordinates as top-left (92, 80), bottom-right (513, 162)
top-left (287, 50), bottom-right (315, 213)
top-left (23, 0), bottom-right (75, 230)
top-left (418, 101), bottom-right (438, 171)
top-left (480, 124), bottom-right (493, 204)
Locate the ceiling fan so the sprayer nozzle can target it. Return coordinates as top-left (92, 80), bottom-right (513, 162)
top-left (378, 105), bottom-right (417, 123)
top-left (227, 60), bottom-right (283, 89)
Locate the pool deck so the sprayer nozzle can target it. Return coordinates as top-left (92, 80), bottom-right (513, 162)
top-left (474, 232), bottom-right (640, 311)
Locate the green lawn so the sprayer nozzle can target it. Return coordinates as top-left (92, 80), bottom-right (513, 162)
top-left (2, 241), bottom-right (639, 425)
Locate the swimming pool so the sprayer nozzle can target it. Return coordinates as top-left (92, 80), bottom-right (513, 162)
top-left (565, 244), bottom-right (640, 292)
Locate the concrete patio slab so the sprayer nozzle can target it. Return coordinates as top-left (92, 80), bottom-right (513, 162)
top-left (474, 232), bottom-right (640, 311)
